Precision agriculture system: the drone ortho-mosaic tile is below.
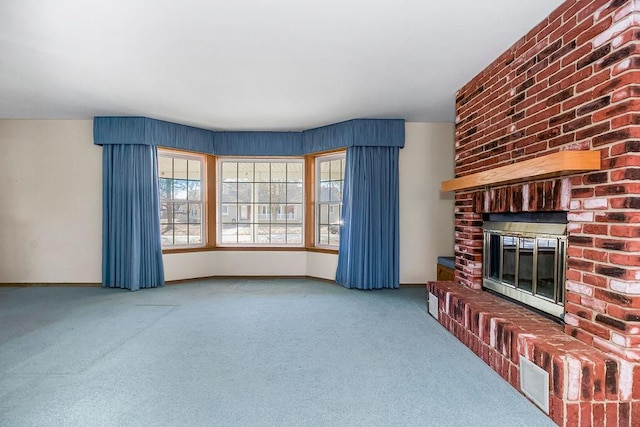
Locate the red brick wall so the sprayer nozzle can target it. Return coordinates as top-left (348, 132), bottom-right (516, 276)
top-left (454, 0), bottom-right (640, 361)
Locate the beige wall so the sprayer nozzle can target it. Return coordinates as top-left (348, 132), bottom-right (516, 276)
top-left (400, 122), bottom-right (455, 283)
top-left (0, 120), bottom-right (102, 283)
top-left (0, 120), bottom-right (454, 284)
top-left (163, 251), bottom-right (308, 281)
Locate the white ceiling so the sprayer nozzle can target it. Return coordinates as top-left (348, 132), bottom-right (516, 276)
top-left (0, 0), bottom-right (565, 131)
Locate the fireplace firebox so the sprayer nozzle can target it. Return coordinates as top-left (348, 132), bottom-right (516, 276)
top-left (482, 219), bottom-right (567, 318)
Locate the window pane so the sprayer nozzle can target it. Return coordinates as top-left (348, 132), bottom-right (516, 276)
top-left (287, 162), bottom-right (303, 182)
top-left (161, 227), bottom-right (174, 245)
top-left (188, 203), bottom-right (202, 224)
top-left (255, 163), bottom-right (270, 182)
top-left (237, 183), bottom-right (252, 203)
top-left (173, 203), bottom-right (188, 223)
top-left (287, 225), bottom-right (303, 244)
top-left (257, 224), bottom-right (271, 243)
top-left (257, 204), bottom-right (270, 220)
top-left (158, 156), bottom-right (173, 179)
top-left (159, 178), bottom-right (172, 200)
top-left (271, 163), bottom-right (287, 182)
top-left (286, 204), bottom-right (303, 223)
top-left (237, 224), bottom-right (251, 243)
top-left (221, 162), bottom-right (237, 181)
top-left (256, 183), bottom-right (271, 203)
top-left (227, 205), bottom-right (239, 222)
top-left (221, 183), bottom-right (236, 202)
top-left (173, 179), bottom-right (188, 200)
top-left (221, 204), bottom-right (231, 219)
top-left (318, 225), bottom-right (329, 246)
top-left (271, 225), bottom-right (286, 244)
top-left (173, 224), bottom-right (188, 245)
top-left (187, 180), bottom-right (201, 201)
top-left (160, 202), bottom-right (172, 224)
top-left (319, 182), bottom-right (331, 203)
top-left (238, 205), bottom-right (251, 222)
top-left (329, 204), bottom-right (341, 225)
top-left (188, 159), bottom-right (201, 181)
top-left (320, 160), bottom-right (331, 181)
top-left (330, 159), bottom-right (342, 180)
top-left (330, 181), bottom-right (342, 202)
top-left (329, 226), bottom-right (340, 246)
top-left (272, 204), bottom-right (282, 221)
top-left (287, 183), bottom-right (303, 203)
top-left (271, 183), bottom-right (287, 203)
top-left (237, 162), bottom-right (254, 181)
top-left (173, 158), bottom-right (188, 180)
top-left (318, 204), bottom-right (329, 225)
top-left (188, 224), bottom-right (202, 244)
top-left (221, 224), bottom-right (237, 244)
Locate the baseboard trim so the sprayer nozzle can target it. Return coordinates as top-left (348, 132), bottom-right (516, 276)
top-left (166, 276), bottom-right (424, 287)
top-left (0, 278), bottom-right (426, 287)
top-left (166, 275), bottom-right (315, 284)
top-left (0, 282), bottom-right (101, 287)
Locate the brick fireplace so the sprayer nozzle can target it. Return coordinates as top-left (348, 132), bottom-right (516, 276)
top-left (428, 1), bottom-right (640, 425)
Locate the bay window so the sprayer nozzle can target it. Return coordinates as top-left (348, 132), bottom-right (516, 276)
top-left (158, 149), bottom-right (345, 252)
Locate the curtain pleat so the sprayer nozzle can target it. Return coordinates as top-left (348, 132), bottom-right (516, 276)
top-left (102, 144), bottom-right (165, 291)
top-left (336, 146), bottom-right (400, 289)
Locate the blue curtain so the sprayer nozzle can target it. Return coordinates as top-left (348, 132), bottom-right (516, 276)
top-left (102, 144), bottom-right (165, 291)
top-left (336, 146), bottom-right (400, 289)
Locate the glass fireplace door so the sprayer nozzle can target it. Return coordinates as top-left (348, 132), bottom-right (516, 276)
top-left (482, 222), bottom-right (567, 318)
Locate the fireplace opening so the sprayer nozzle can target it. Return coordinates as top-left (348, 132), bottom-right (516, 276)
top-left (482, 213), bottom-right (567, 319)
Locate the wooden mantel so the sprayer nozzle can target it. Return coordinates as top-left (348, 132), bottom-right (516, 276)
top-left (441, 150), bottom-right (601, 192)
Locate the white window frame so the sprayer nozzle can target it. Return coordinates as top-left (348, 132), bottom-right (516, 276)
top-left (315, 152), bottom-right (345, 248)
top-left (217, 157), bottom-right (305, 247)
top-left (158, 149), bottom-right (206, 248)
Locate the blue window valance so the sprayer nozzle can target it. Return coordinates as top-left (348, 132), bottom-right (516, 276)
top-left (93, 116), bottom-right (404, 155)
top-left (214, 131), bottom-right (303, 156)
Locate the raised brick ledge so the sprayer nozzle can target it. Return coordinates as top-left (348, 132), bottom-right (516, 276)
top-left (427, 281), bottom-right (640, 427)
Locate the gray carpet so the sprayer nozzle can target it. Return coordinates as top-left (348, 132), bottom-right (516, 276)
top-left (0, 279), bottom-right (554, 426)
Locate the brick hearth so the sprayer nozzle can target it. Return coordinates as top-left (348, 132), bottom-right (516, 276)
top-left (428, 281), bottom-right (637, 426)
top-left (429, 1), bottom-right (640, 425)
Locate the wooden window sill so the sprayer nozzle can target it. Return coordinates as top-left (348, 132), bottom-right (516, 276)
top-left (163, 246), bottom-right (338, 254)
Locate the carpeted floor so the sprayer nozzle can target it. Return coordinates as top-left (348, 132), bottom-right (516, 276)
top-left (0, 279), bottom-right (554, 426)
